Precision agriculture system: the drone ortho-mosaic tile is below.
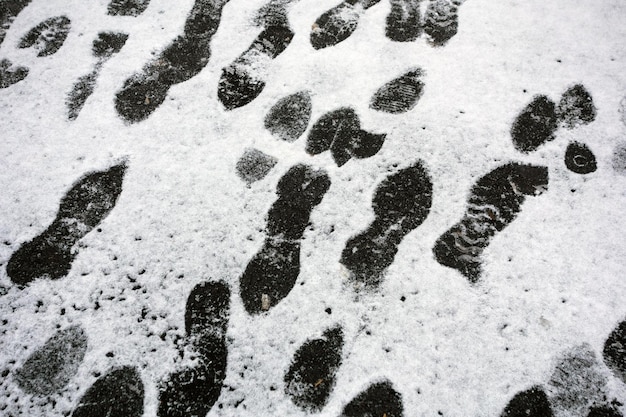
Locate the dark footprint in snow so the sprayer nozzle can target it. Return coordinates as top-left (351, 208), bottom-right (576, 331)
top-left (342, 162), bottom-right (432, 289)
top-left (340, 380), bottom-right (404, 417)
top-left (116, 0), bottom-right (230, 123)
top-left (306, 107), bottom-right (386, 166)
top-left (511, 95), bottom-right (558, 153)
top-left (370, 67), bottom-right (425, 114)
top-left (500, 386), bottom-right (553, 417)
top-left (603, 318), bottom-right (626, 384)
top-left (71, 366), bottom-right (144, 417)
top-left (158, 281), bottom-right (230, 417)
top-left (107, 0), bottom-right (151, 16)
top-left (0, 0), bottom-right (32, 46)
top-left (18, 16), bottom-right (71, 57)
top-left (0, 58), bottom-right (28, 88)
top-left (386, 0), bottom-right (422, 42)
top-left (6, 163), bottom-right (127, 286)
top-left (423, 0), bottom-right (461, 46)
top-left (588, 405), bottom-right (625, 417)
top-left (264, 91), bottom-right (312, 142)
top-left (236, 148), bottom-right (278, 185)
top-left (284, 326), bottom-right (344, 412)
top-left (240, 164), bottom-right (330, 314)
top-left (433, 162), bottom-right (549, 282)
top-left (546, 344), bottom-right (609, 417)
top-left (67, 32), bottom-right (128, 121)
top-left (14, 325), bottom-right (87, 396)
top-left (218, 24), bottom-right (294, 110)
top-left (564, 141), bottom-right (597, 174)
top-left (557, 84), bottom-right (597, 129)
top-left (310, 0), bottom-right (381, 50)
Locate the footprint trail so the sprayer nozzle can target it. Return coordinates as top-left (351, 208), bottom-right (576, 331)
top-left (158, 281), bottom-right (230, 417)
top-left (67, 32), bottom-right (128, 121)
top-left (433, 162), bottom-right (548, 282)
top-left (284, 326), bottom-right (344, 411)
top-left (341, 161), bottom-right (432, 290)
top-left (116, 0), bottom-right (230, 123)
top-left (6, 162), bottom-right (127, 286)
top-left (239, 164), bottom-right (330, 314)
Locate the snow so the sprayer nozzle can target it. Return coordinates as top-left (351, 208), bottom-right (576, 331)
top-left (1, 0), bottom-right (626, 415)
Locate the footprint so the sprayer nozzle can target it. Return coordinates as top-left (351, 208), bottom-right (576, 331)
top-left (264, 91), bottom-right (312, 142)
top-left (433, 162), bottom-right (549, 282)
top-left (500, 386), bottom-right (554, 417)
top-left (306, 107), bottom-right (386, 166)
top-left (107, 0), bottom-right (151, 16)
top-left (386, 0), bottom-right (422, 42)
top-left (284, 326), bottom-right (344, 412)
top-left (218, 24), bottom-right (294, 110)
top-left (236, 148), bottom-right (278, 185)
top-left (71, 366), bottom-right (144, 417)
top-left (557, 84), bottom-right (597, 129)
top-left (369, 67), bottom-right (425, 114)
top-left (14, 325), bottom-right (87, 396)
top-left (115, 0), bottom-right (229, 123)
top-left (158, 281), bottom-right (230, 417)
top-left (588, 405), bottom-right (624, 417)
top-left (564, 141), bottom-right (597, 175)
top-left (310, 0), bottom-right (381, 50)
top-left (18, 16), bottom-right (71, 57)
top-left (0, 58), bottom-right (28, 88)
top-left (67, 32), bottom-right (128, 121)
top-left (422, 0), bottom-right (461, 47)
top-left (341, 161), bottom-right (433, 289)
top-left (6, 162), bottom-right (127, 286)
top-left (602, 318), bottom-right (626, 384)
top-left (0, 0), bottom-right (32, 46)
top-left (546, 344), bottom-right (609, 417)
top-left (611, 141), bottom-right (626, 175)
top-left (340, 380), bottom-right (404, 417)
top-left (511, 95), bottom-right (559, 153)
top-left (239, 164), bottom-right (331, 314)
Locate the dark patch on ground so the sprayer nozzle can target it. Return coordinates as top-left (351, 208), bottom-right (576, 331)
top-left (557, 84), bottom-right (597, 129)
top-left (218, 24), bottom-right (294, 110)
top-left (306, 107), bottom-right (386, 166)
top-left (107, 0), bottom-right (151, 16)
top-left (264, 91), bottom-right (312, 142)
top-left (71, 366), bottom-right (144, 417)
top-left (433, 163), bottom-right (549, 282)
top-left (239, 164), bottom-right (330, 314)
top-left (0, 58), bottom-right (28, 88)
top-left (285, 326), bottom-right (344, 411)
top-left (341, 161), bottom-right (432, 289)
top-left (310, 0), bottom-right (381, 50)
top-left (6, 163), bottom-right (127, 286)
top-left (500, 386), bottom-right (553, 417)
top-left (564, 141), bottom-right (597, 174)
top-left (18, 16), bottom-right (71, 57)
top-left (370, 67), bottom-right (425, 114)
top-left (422, 0), bottom-right (460, 46)
top-left (0, 0), bottom-right (32, 46)
top-left (340, 380), bottom-right (404, 417)
top-left (236, 148), bottom-right (278, 185)
top-left (386, 0), bottom-right (422, 42)
top-left (14, 325), bottom-right (87, 395)
top-left (511, 95), bottom-right (558, 153)
top-left (603, 318), bottom-right (626, 384)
